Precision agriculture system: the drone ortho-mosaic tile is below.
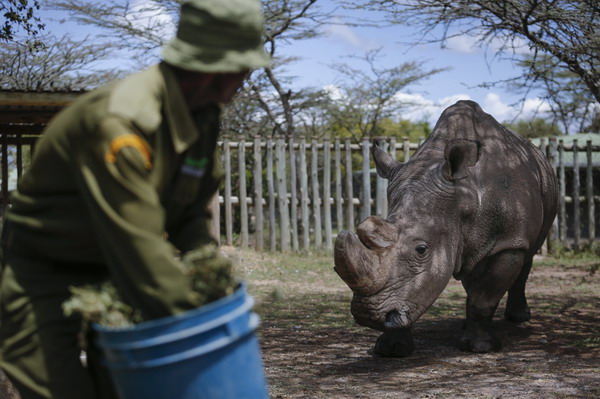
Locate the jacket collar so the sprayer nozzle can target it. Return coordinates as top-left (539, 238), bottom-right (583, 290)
top-left (159, 62), bottom-right (199, 154)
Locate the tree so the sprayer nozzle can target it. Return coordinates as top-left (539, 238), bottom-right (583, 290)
top-left (378, 118), bottom-right (431, 142)
top-left (504, 118), bottom-right (563, 138)
top-left (49, 0), bottom-right (329, 138)
top-left (243, 0), bottom-right (331, 138)
top-left (1, 0), bottom-right (44, 42)
top-left (325, 48), bottom-right (444, 142)
top-left (356, 0), bottom-right (599, 100)
top-left (353, 0), bottom-right (600, 133)
top-left (0, 34), bottom-right (123, 90)
top-left (49, 0), bottom-right (179, 67)
top-left (507, 54), bottom-right (598, 134)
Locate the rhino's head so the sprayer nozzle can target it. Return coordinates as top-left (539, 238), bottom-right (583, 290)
top-left (334, 139), bottom-right (479, 332)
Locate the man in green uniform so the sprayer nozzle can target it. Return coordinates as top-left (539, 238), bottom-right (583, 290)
top-left (0, 0), bottom-right (270, 398)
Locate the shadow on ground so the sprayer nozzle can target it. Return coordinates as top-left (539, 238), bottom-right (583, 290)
top-left (259, 289), bottom-right (600, 399)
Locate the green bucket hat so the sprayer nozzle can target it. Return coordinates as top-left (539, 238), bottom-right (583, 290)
top-left (162, 0), bottom-right (271, 73)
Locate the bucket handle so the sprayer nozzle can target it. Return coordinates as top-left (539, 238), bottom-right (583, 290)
top-left (99, 296), bottom-right (255, 351)
top-left (107, 313), bottom-right (260, 369)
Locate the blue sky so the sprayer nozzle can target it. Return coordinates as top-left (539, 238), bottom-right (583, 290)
top-left (278, 0), bottom-right (549, 125)
top-left (38, 0), bottom-right (549, 126)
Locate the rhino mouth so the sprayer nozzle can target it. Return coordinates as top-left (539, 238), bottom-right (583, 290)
top-left (351, 294), bottom-right (417, 332)
top-left (352, 310), bottom-right (411, 331)
top-left (384, 309), bottom-right (411, 329)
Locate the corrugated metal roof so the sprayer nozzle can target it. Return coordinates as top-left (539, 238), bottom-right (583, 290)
top-left (531, 133), bottom-right (600, 167)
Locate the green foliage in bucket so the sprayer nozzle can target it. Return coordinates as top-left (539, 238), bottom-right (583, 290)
top-left (63, 243), bottom-right (238, 329)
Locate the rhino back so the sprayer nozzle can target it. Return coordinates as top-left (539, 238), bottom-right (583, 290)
top-left (412, 100), bottom-right (558, 275)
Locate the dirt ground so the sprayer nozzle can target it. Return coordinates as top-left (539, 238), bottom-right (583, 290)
top-left (240, 250), bottom-right (600, 399)
top-left (0, 250), bottom-right (598, 399)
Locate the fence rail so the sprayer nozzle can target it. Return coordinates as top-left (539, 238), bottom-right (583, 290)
top-left (1, 132), bottom-right (599, 252)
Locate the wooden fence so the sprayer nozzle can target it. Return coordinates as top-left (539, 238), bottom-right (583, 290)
top-left (1, 134), bottom-right (599, 252)
top-left (211, 136), bottom-right (600, 252)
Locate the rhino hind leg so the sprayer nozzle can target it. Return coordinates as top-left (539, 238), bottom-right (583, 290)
top-left (504, 256), bottom-right (533, 323)
top-left (460, 250), bottom-right (526, 353)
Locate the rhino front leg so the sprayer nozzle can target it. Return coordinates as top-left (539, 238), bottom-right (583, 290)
top-left (373, 327), bottom-right (415, 357)
top-left (460, 250), bottom-right (525, 353)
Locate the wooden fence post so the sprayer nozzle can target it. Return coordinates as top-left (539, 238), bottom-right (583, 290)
top-left (573, 139), bottom-right (580, 249)
top-left (586, 140), bottom-right (595, 244)
top-left (299, 137), bottom-right (310, 250)
top-left (238, 137), bottom-right (249, 248)
top-left (375, 139), bottom-right (387, 218)
top-left (311, 138), bottom-right (322, 248)
top-left (334, 138), bottom-right (343, 232)
top-left (558, 140), bottom-right (566, 243)
top-left (289, 137), bottom-right (299, 251)
top-left (253, 137), bottom-right (263, 251)
top-left (223, 137), bottom-right (233, 246)
top-left (266, 137), bottom-right (276, 251)
top-left (209, 192), bottom-right (220, 245)
top-left (548, 137), bottom-right (559, 252)
top-left (344, 138), bottom-right (355, 232)
top-left (276, 136), bottom-right (290, 251)
top-left (403, 137), bottom-right (411, 162)
top-left (323, 138), bottom-right (332, 250)
top-left (361, 137), bottom-right (370, 221)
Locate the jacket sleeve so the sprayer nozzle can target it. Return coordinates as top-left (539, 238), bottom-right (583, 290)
top-left (72, 116), bottom-right (200, 320)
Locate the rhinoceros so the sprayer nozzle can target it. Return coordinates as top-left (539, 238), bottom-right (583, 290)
top-left (334, 100), bottom-right (558, 356)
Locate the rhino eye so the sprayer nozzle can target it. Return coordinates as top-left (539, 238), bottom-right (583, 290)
top-left (415, 245), bottom-right (428, 256)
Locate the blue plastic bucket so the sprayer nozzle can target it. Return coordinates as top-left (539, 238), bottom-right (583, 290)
top-left (93, 283), bottom-right (269, 399)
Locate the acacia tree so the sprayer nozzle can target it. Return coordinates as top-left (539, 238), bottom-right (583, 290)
top-left (326, 48), bottom-right (444, 142)
top-left (514, 55), bottom-right (599, 134)
top-left (0, 34), bottom-right (122, 90)
top-left (49, 0), bottom-right (328, 138)
top-left (1, 0), bottom-right (44, 42)
top-left (353, 0), bottom-right (600, 131)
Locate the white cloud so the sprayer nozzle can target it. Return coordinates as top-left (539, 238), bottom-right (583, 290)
top-left (483, 92), bottom-right (514, 121)
top-left (127, 0), bottom-right (176, 41)
top-left (393, 92), bottom-right (472, 124)
top-left (323, 84), bottom-right (343, 101)
top-left (446, 35), bottom-right (479, 54)
top-left (323, 83), bottom-right (552, 127)
top-left (394, 92), bottom-right (553, 126)
top-left (324, 18), bottom-right (378, 51)
top-left (483, 92), bottom-right (552, 122)
top-left (522, 97), bottom-right (551, 117)
top-left (446, 33), bottom-right (532, 56)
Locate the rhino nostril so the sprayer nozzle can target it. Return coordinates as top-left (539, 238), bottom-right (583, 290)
top-left (384, 310), bottom-right (410, 329)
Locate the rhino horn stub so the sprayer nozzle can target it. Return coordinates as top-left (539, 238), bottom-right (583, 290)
top-left (334, 231), bottom-right (388, 295)
top-left (356, 216), bottom-right (398, 250)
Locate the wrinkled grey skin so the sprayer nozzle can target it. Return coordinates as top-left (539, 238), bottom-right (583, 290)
top-left (334, 100), bottom-right (558, 356)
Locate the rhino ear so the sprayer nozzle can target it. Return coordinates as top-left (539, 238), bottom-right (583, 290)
top-left (372, 140), bottom-right (401, 179)
top-left (442, 139), bottom-right (480, 181)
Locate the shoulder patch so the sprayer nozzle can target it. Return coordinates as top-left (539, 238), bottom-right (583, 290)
top-left (105, 134), bottom-right (152, 169)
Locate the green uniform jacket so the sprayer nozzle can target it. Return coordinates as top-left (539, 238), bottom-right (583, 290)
top-left (5, 63), bottom-right (221, 319)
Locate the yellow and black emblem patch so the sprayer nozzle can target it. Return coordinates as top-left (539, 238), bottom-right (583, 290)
top-left (105, 134), bottom-right (152, 169)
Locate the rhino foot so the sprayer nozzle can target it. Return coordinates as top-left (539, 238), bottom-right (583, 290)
top-left (373, 328), bottom-right (415, 357)
top-left (459, 336), bottom-right (500, 353)
top-left (504, 306), bottom-right (531, 323)
top-left (459, 321), bottom-right (501, 353)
